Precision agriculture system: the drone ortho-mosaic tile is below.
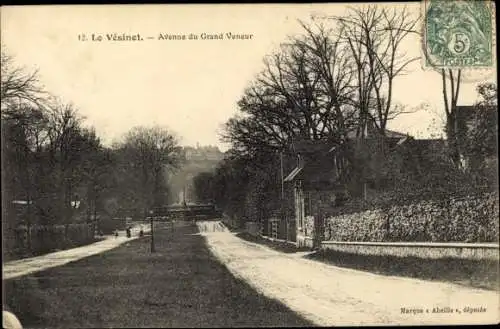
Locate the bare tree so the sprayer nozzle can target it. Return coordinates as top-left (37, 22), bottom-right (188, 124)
top-left (223, 22), bottom-right (357, 157)
top-left (297, 20), bottom-right (358, 142)
top-left (44, 103), bottom-right (85, 223)
top-left (327, 5), bottom-right (420, 137)
top-left (441, 68), bottom-right (463, 167)
top-left (1, 46), bottom-right (48, 111)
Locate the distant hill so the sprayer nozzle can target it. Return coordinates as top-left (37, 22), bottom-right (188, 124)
top-left (167, 145), bottom-right (224, 204)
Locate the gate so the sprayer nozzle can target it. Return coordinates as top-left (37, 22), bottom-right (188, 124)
top-left (313, 215), bottom-right (324, 249)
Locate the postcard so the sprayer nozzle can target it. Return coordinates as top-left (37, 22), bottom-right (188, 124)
top-left (2, 3), bottom-right (498, 328)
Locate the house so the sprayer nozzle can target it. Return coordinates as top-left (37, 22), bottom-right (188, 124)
top-left (283, 140), bottom-right (342, 248)
top-left (283, 125), bottom-right (409, 249)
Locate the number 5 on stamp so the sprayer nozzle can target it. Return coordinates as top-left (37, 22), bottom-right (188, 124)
top-left (423, 0), bottom-right (494, 68)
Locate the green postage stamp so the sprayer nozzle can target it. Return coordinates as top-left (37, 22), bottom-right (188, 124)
top-left (423, 0), bottom-right (495, 68)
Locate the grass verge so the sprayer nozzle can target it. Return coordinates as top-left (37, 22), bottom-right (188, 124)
top-left (306, 249), bottom-right (499, 291)
top-left (3, 223), bottom-right (312, 328)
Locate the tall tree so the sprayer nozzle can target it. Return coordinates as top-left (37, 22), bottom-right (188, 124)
top-left (193, 172), bottom-right (215, 204)
top-left (115, 125), bottom-right (183, 213)
top-left (223, 22), bottom-right (357, 158)
top-left (1, 46), bottom-right (48, 111)
top-left (44, 103), bottom-right (85, 223)
top-left (441, 69), bottom-right (463, 167)
top-left (330, 5), bottom-right (420, 137)
top-left (464, 82), bottom-right (497, 176)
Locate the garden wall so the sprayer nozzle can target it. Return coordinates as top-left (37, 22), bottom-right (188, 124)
top-left (321, 241), bottom-right (499, 260)
top-left (324, 193), bottom-right (499, 243)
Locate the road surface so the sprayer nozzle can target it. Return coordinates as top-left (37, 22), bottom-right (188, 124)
top-left (197, 221), bottom-right (499, 326)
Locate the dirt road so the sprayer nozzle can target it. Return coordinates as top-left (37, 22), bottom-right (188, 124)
top-left (197, 221), bottom-right (499, 326)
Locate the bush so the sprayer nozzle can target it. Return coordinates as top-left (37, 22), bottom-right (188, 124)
top-left (325, 193), bottom-right (499, 242)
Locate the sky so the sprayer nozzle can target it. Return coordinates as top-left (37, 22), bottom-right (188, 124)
top-left (1, 3), bottom-right (496, 151)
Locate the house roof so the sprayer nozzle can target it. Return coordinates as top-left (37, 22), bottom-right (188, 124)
top-left (284, 155), bottom-right (339, 186)
top-left (288, 139), bottom-right (337, 155)
top-left (402, 138), bottom-right (446, 153)
top-left (288, 127), bottom-right (408, 155)
top-left (382, 129), bottom-right (408, 139)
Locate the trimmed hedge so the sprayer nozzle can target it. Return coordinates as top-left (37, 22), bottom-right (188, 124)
top-left (324, 193), bottom-right (499, 243)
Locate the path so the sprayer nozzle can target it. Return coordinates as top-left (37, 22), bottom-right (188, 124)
top-left (198, 221), bottom-right (499, 326)
top-left (3, 224), bottom-right (150, 280)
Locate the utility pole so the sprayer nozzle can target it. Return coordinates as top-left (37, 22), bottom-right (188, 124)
top-left (149, 209), bottom-right (155, 253)
top-left (280, 151), bottom-right (288, 242)
top-left (281, 151), bottom-right (284, 198)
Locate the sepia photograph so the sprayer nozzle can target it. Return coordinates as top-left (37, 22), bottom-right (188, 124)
top-left (1, 2), bottom-right (498, 328)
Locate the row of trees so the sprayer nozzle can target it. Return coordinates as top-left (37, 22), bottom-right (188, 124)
top-left (193, 5), bottom-right (497, 226)
top-left (1, 47), bottom-right (183, 242)
top-left (224, 6), bottom-right (420, 156)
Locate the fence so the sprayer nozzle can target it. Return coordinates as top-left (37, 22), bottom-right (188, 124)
top-left (261, 217), bottom-right (296, 242)
top-left (5, 223), bottom-right (97, 259)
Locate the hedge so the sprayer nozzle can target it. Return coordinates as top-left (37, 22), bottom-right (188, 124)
top-left (324, 193), bottom-right (499, 243)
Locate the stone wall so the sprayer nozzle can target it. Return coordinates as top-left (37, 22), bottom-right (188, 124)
top-left (321, 241), bottom-right (499, 260)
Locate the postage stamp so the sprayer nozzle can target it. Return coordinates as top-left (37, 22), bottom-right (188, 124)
top-left (423, 0), bottom-right (494, 68)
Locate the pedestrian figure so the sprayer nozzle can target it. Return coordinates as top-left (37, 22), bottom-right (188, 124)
top-left (114, 230), bottom-right (119, 238)
top-left (126, 227), bottom-right (131, 238)
top-left (139, 229), bottom-right (144, 237)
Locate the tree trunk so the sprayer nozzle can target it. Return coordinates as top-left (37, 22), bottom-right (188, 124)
top-left (446, 115), bottom-right (461, 166)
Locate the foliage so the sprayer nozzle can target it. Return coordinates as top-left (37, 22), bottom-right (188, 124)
top-left (112, 125), bottom-right (183, 212)
top-left (464, 83), bottom-right (498, 166)
top-left (193, 172), bottom-right (215, 203)
top-left (324, 193), bottom-right (499, 243)
top-left (206, 149), bottom-right (283, 227)
top-left (1, 50), bottom-right (182, 258)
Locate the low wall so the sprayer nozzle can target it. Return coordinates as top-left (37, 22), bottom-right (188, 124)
top-left (321, 241), bottom-right (499, 260)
